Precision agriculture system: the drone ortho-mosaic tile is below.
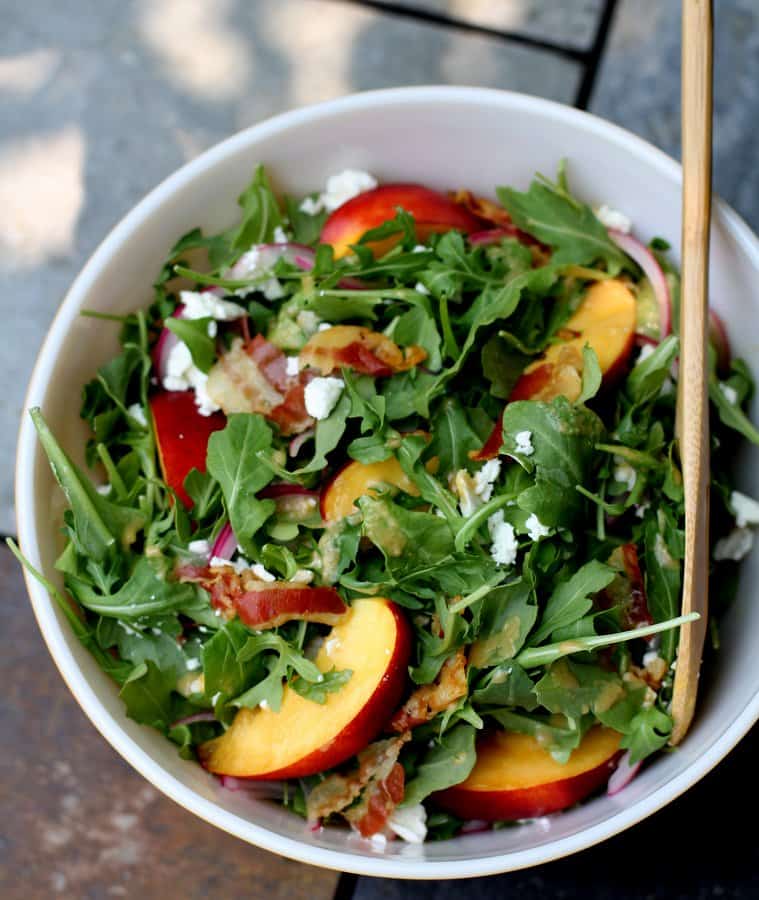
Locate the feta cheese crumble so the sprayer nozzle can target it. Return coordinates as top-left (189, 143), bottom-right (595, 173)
top-left (299, 169), bottom-right (378, 215)
top-left (714, 527), bottom-right (754, 561)
top-left (179, 289), bottom-right (247, 322)
top-left (387, 803), bottom-right (428, 843)
top-left (514, 430), bottom-right (534, 456)
top-left (290, 568), bottom-right (315, 584)
top-left (730, 490), bottom-right (759, 527)
top-left (188, 539), bottom-right (211, 556)
top-left (304, 376), bottom-right (344, 420)
top-left (273, 225), bottom-right (289, 244)
top-left (525, 513), bottom-right (551, 541)
top-left (96, 483), bottom-right (111, 496)
top-left (163, 340), bottom-right (219, 416)
top-left (127, 402), bottom-right (147, 427)
top-left (474, 459), bottom-right (501, 503)
top-left (719, 383), bottom-right (738, 405)
top-left (208, 556), bottom-right (276, 581)
top-left (488, 511), bottom-right (519, 567)
top-left (285, 356), bottom-right (300, 377)
top-left (225, 248), bottom-right (285, 300)
top-left (414, 281), bottom-right (430, 295)
top-left (614, 460), bottom-right (637, 492)
top-left (594, 204), bottom-right (632, 234)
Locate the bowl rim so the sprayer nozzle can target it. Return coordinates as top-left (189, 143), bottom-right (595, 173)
top-left (15, 85), bottom-right (759, 879)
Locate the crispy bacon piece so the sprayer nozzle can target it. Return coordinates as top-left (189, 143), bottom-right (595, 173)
top-left (268, 382), bottom-right (312, 435)
top-left (177, 564), bottom-right (346, 628)
top-left (389, 648), bottom-right (467, 733)
top-left (450, 190), bottom-right (514, 228)
top-left (247, 334), bottom-right (290, 392)
top-left (306, 733), bottom-right (410, 836)
top-left (599, 543), bottom-right (653, 631)
top-left (300, 325), bottom-right (426, 377)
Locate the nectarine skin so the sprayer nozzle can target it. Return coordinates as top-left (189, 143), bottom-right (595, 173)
top-left (200, 599), bottom-right (412, 779)
top-left (320, 184), bottom-right (483, 259)
top-left (150, 390), bottom-right (226, 506)
top-left (435, 727), bottom-right (622, 821)
top-left (234, 585), bottom-right (346, 629)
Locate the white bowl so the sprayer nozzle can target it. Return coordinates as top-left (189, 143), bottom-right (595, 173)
top-left (16, 86), bottom-right (759, 879)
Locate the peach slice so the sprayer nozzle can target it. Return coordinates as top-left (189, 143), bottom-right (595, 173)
top-left (435, 726), bottom-right (622, 821)
top-left (321, 457), bottom-right (420, 523)
top-left (300, 325), bottom-right (426, 377)
top-left (473, 279), bottom-right (636, 460)
top-left (320, 184), bottom-right (483, 259)
top-left (150, 390), bottom-right (226, 506)
top-left (199, 598), bottom-right (412, 779)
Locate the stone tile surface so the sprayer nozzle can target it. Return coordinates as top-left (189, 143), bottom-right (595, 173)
top-left (591, 0), bottom-right (759, 231)
top-left (0, 545), bottom-right (339, 900)
top-left (383, 0), bottom-right (604, 49)
top-left (0, 0), bottom-right (580, 534)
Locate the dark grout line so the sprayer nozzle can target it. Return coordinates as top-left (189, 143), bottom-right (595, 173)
top-left (573, 0), bottom-right (620, 110)
top-left (332, 0), bottom-right (589, 63)
top-left (332, 871), bottom-right (360, 900)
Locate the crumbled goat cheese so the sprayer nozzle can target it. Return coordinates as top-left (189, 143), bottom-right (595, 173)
top-left (412, 244), bottom-right (428, 253)
top-left (525, 513), bottom-right (551, 541)
top-left (369, 833), bottom-right (387, 849)
top-left (474, 459), bottom-right (501, 502)
top-left (299, 169), bottom-right (378, 215)
top-left (285, 356), bottom-right (300, 376)
top-left (127, 402), bottom-right (147, 426)
top-left (488, 511), bottom-right (519, 567)
top-left (387, 803), bottom-right (428, 844)
top-left (714, 527), bottom-right (754, 561)
top-left (414, 281), bottom-right (430, 295)
top-left (188, 539), bottom-right (211, 556)
top-left (208, 556), bottom-right (276, 581)
top-left (290, 569), bottom-right (314, 584)
top-left (210, 691), bottom-right (222, 705)
top-left (186, 657), bottom-right (201, 671)
top-left (719, 383), bottom-right (738, 405)
top-left (273, 225), bottom-right (289, 244)
top-left (304, 376), bottom-right (344, 420)
top-left (225, 249), bottom-right (285, 300)
top-left (614, 460), bottom-right (637, 492)
top-left (635, 502), bottom-right (651, 519)
top-left (251, 563), bottom-right (277, 582)
top-left (637, 343), bottom-right (656, 363)
top-left (96, 483), bottom-right (111, 496)
top-left (317, 321), bottom-right (333, 332)
top-left (163, 341), bottom-right (219, 416)
top-left (453, 469), bottom-right (481, 517)
top-left (514, 430), bottom-right (534, 456)
top-left (179, 289), bottom-right (247, 322)
top-left (730, 490), bottom-right (759, 527)
top-left (594, 204), bottom-right (632, 234)
top-left (259, 699), bottom-right (270, 710)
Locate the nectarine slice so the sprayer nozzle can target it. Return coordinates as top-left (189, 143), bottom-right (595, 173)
top-left (436, 726), bottom-right (622, 821)
top-left (150, 390), bottom-right (226, 506)
top-left (320, 184), bottom-right (483, 259)
top-left (199, 598), bottom-right (412, 779)
top-left (321, 457), bottom-right (420, 523)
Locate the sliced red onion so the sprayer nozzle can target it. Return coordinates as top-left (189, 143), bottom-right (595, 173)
top-left (606, 750), bottom-right (642, 796)
top-left (709, 308), bottom-right (731, 372)
top-left (468, 227), bottom-right (517, 246)
top-left (289, 428), bottom-right (315, 457)
top-left (634, 333), bottom-right (659, 349)
top-left (609, 229), bottom-right (672, 339)
top-left (209, 522), bottom-right (236, 562)
top-left (170, 711), bottom-right (216, 728)
top-left (152, 304), bottom-right (186, 382)
top-left (258, 483), bottom-right (319, 500)
top-left (460, 819), bottom-right (491, 834)
top-left (219, 776), bottom-right (286, 799)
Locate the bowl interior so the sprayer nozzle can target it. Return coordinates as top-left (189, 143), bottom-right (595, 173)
top-left (17, 87), bottom-right (759, 878)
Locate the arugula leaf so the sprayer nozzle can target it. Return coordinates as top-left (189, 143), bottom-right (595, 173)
top-left (290, 667), bottom-right (352, 703)
top-left (392, 306), bottom-right (442, 373)
top-left (165, 317), bottom-right (217, 373)
top-left (534, 659), bottom-right (624, 720)
top-left (284, 195), bottom-right (327, 245)
top-left (402, 723), bottom-right (477, 806)
top-left (223, 164), bottom-right (284, 266)
top-left (530, 560), bottom-right (616, 644)
top-left (468, 581), bottom-right (537, 668)
top-left (577, 344), bottom-right (602, 404)
top-left (471, 661), bottom-right (537, 710)
top-left (291, 392), bottom-right (351, 475)
top-left (489, 708), bottom-right (587, 764)
top-left (359, 495), bottom-right (454, 572)
top-left (643, 512), bottom-right (682, 662)
top-left (619, 705), bottom-right (673, 763)
top-left (207, 414), bottom-right (276, 555)
top-left (202, 621), bottom-right (254, 711)
top-left (625, 334), bottom-right (679, 405)
top-left (120, 661), bottom-right (176, 730)
top-left (426, 398), bottom-right (483, 474)
top-left (497, 173), bottom-right (626, 270)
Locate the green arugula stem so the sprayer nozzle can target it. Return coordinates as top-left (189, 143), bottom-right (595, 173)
top-left (515, 612), bottom-right (699, 668)
top-left (595, 443), bottom-right (660, 468)
top-left (96, 443), bottom-right (128, 500)
top-left (576, 484), bottom-right (626, 516)
top-left (454, 492), bottom-right (518, 553)
top-left (449, 581), bottom-right (501, 614)
top-left (80, 310), bottom-right (136, 323)
top-left (438, 294), bottom-right (460, 361)
top-left (172, 265), bottom-right (277, 290)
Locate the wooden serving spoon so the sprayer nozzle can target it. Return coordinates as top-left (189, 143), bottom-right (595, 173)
top-left (670, 0), bottom-right (713, 746)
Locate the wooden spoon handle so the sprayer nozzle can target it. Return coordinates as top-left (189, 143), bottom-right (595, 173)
top-left (670, 0), bottom-right (713, 746)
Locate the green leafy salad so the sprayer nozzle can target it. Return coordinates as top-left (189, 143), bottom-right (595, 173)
top-left (15, 162), bottom-right (759, 845)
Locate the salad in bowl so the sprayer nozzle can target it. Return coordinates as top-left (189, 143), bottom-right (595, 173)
top-left (15, 161), bottom-right (759, 846)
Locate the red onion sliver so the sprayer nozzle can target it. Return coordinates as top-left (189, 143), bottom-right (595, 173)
top-left (153, 304), bottom-right (186, 382)
top-left (468, 227), bottom-right (516, 246)
top-left (606, 750), bottom-right (642, 796)
top-left (708, 308), bottom-right (731, 372)
top-left (460, 819), bottom-right (491, 834)
top-left (634, 333), bottom-right (659, 349)
top-left (289, 428), bottom-right (315, 457)
top-left (609, 229), bottom-right (672, 339)
top-left (170, 711), bottom-right (216, 728)
top-left (209, 522), bottom-right (237, 562)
